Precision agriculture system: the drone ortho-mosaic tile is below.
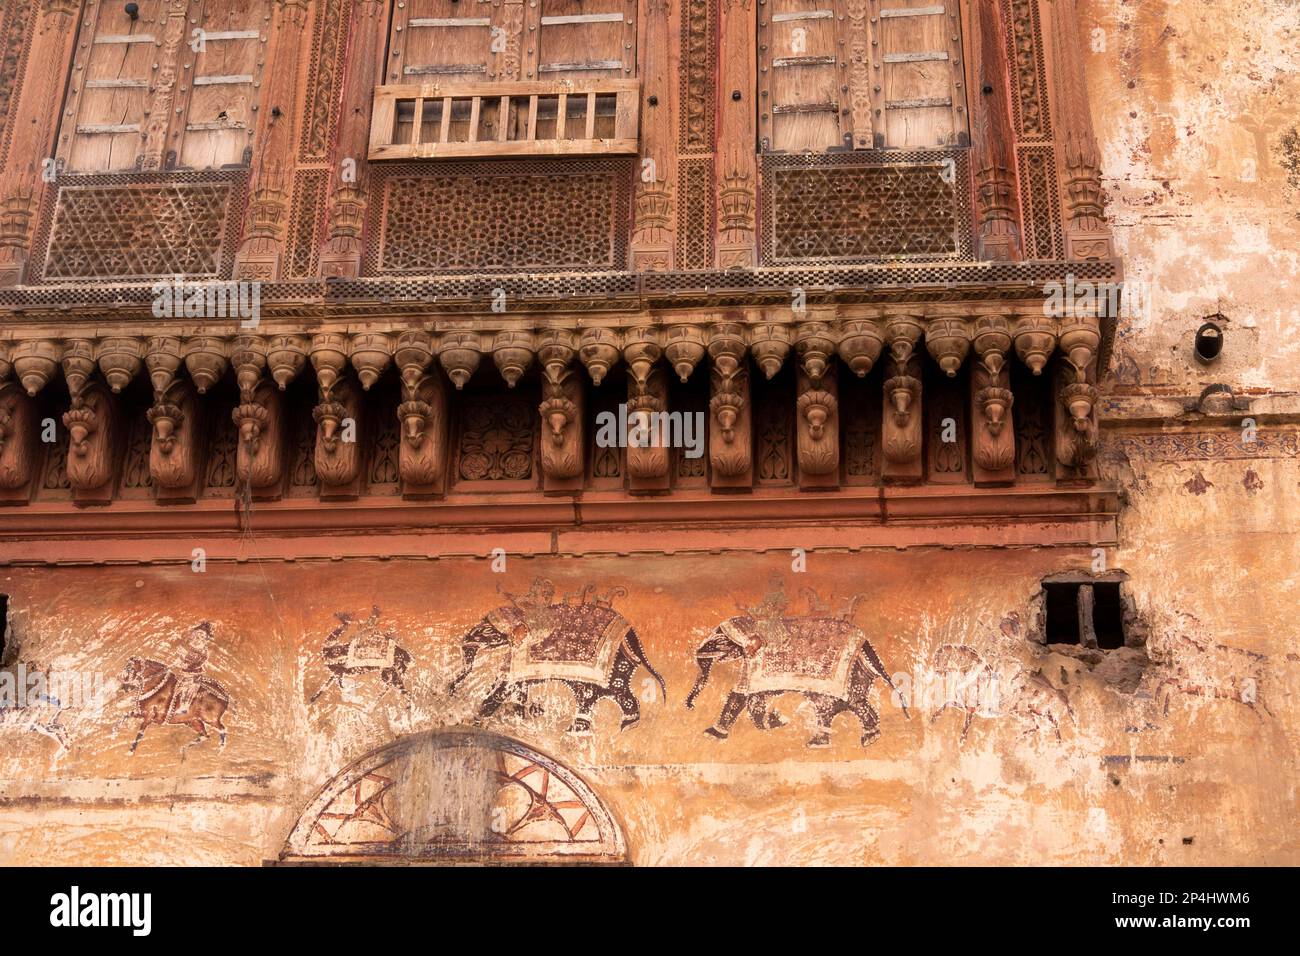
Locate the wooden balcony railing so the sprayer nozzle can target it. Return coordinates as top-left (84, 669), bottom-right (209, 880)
top-left (368, 80), bottom-right (640, 160)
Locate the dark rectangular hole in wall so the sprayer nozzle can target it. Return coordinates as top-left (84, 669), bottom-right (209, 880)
top-left (1044, 583), bottom-right (1080, 644)
top-left (1093, 582), bottom-right (1125, 649)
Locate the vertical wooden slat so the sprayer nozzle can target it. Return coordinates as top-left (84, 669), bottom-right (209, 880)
top-left (527, 94), bottom-right (539, 140)
top-left (412, 97), bottom-right (425, 144)
top-left (468, 96), bottom-right (481, 141)
top-left (439, 96), bottom-right (453, 142)
top-left (498, 95), bottom-right (510, 140)
top-left (585, 92), bottom-right (597, 138)
top-left (556, 92), bottom-right (567, 138)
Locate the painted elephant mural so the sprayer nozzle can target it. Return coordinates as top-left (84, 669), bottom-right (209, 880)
top-left (686, 584), bottom-right (907, 747)
top-left (449, 578), bottom-right (666, 734)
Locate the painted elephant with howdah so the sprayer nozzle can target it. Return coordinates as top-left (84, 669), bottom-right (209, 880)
top-left (686, 613), bottom-right (907, 747)
top-left (449, 582), bottom-right (666, 733)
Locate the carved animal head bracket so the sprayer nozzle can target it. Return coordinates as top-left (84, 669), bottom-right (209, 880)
top-left (796, 363), bottom-right (839, 484)
top-left (314, 377), bottom-right (362, 490)
top-left (398, 374), bottom-right (448, 494)
top-left (147, 402), bottom-right (185, 454)
top-left (0, 383), bottom-right (37, 495)
top-left (977, 385), bottom-right (1014, 438)
top-left (539, 367), bottom-right (583, 486)
top-left (1057, 380), bottom-right (1100, 471)
top-left (232, 380), bottom-right (284, 491)
top-left (148, 380), bottom-right (203, 496)
top-left (797, 389), bottom-right (837, 443)
top-left (62, 382), bottom-right (119, 497)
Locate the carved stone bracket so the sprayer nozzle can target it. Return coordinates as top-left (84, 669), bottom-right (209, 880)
top-left (970, 314), bottom-right (1016, 484)
top-left (626, 366), bottom-right (669, 492)
top-left (1055, 367), bottom-right (1099, 481)
top-left (708, 323), bottom-right (751, 489)
top-left (233, 379), bottom-right (286, 497)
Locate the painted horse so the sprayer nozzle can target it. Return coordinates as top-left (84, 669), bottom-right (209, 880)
top-left (119, 657), bottom-right (231, 757)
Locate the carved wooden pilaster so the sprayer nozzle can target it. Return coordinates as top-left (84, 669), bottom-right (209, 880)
top-left (318, 0), bottom-right (386, 278)
top-left (314, 375), bottom-right (363, 498)
top-left (149, 380), bottom-right (205, 503)
top-left (970, 0), bottom-right (1023, 261)
top-left (629, 0), bottom-right (678, 271)
top-left (716, 0), bottom-right (756, 268)
top-left (708, 322), bottom-right (751, 489)
top-left (398, 373), bottom-right (449, 498)
top-left (64, 381), bottom-right (120, 504)
top-left (236, 166), bottom-right (290, 281)
top-left (881, 317), bottom-right (924, 482)
top-left (1047, 0), bottom-right (1112, 260)
top-left (0, 3), bottom-right (78, 285)
top-left (970, 316), bottom-right (1016, 485)
top-left (0, 382), bottom-right (38, 504)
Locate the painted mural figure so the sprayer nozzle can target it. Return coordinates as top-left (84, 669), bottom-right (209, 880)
top-left (449, 578), bottom-right (666, 734)
top-left (118, 621), bottom-right (232, 757)
top-left (309, 607), bottom-right (413, 704)
top-left (686, 581), bottom-right (907, 748)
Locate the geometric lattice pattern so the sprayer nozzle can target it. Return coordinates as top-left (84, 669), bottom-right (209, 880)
top-left (1017, 145), bottom-right (1063, 261)
top-left (369, 159), bottom-right (632, 275)
top-left (41, 177), bottom-right (240, 281)
top-left (762, 151), bottom-right (972, 265)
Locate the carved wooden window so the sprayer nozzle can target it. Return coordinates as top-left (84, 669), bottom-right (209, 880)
top-left (759, 0), bottom-right (968, 151)
top-left (371, 0), bottom-right (639, 159)
top-left (59, 0), bottom-right (271, 173)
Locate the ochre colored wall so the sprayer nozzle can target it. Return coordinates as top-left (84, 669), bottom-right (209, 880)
top-left (0, 540), bottom-right (1296, 865)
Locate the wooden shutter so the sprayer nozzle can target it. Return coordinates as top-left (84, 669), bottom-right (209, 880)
top-left (388, 0), bottom-right (516, 84)
top-left (758, 0), bottom-right (843, 152)
top-left (174, 1), bottom-right (271, 169)
top-left (871, 0), bottom-right (966, 147)
top-left (530, 0), bottom-right (637, 81)
top-left (62, 0), bottom-right (166, 172)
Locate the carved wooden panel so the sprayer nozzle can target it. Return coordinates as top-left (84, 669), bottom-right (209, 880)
top-left (388, 0), bottom-right (517, 84)
top-left (455, 390), bottom-right (538, 486)
top-left (679, 0), bottom-right (715, 152)
top-left (36, 170), bottom-right (246, 281)
top-left (1017, 143), bottom-right (1063, 260)
top-left (0, 0), bottom-right (37, 171)
top-left (926, 363), bottom-right (967, 483)
top-left (760, 150), bottom-right (972, 264)
top-left (285, 167), bottom-right (329, 278)
top-left (841, 366), bottom-right (881, 484)
top-left (1011, 360), bottom-right (1051, 478)
top-left (676, 155), bottom-right (715, 269)
top-left (298, 0), bottom-right (351, 162)
top-left (534, 0), bottom-right (638, 80)
top-left (754, 366), bottom-right (794, 485)
top-left (1003, 0), bottom-right (1050, 141)
top-left (366, 159), bottom-right (632, 274)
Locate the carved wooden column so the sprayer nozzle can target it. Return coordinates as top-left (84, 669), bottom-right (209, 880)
top-left (629, 0), bottom-right (679, 272)
top-left (795, 320), bottom-right (839, 490)
top-left (394, 331), bottom-right (448, 499)
top-left (0, 381), bottom-right (39, 505)
top-left (881, 316), bottom-right (924, 482)
top-left (319, 1), bottom-right (387, 278)
top-left (146, 336), bottom-right (206, 503)
top-left (537, 329), bottom-right (584, 495)
top-left (231, 334), bottom-right (286, 499)
top-left (970, 314), bottom-right (1016, 485)
top-left (716, 0), bottom-right (757, 268)
top-left (1047, 0), bottom-right (1112, 261)
top-left (624, 327), bottom-right (669, 493)
top-left (0, 4), bottom-right (80, 285)
top-left (707, 322), bottom-right (751, 489)
top-left (968, 0), bottom-right (1023, 261)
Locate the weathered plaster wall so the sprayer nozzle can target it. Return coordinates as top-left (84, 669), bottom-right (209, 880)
top-left (1085, 0), bottom-right (1300, 390)
top-left (0, 545), bottom-right (1295, 866)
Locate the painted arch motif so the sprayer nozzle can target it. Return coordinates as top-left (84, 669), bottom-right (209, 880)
top-left (281, 730), bottom-right (627, 864)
